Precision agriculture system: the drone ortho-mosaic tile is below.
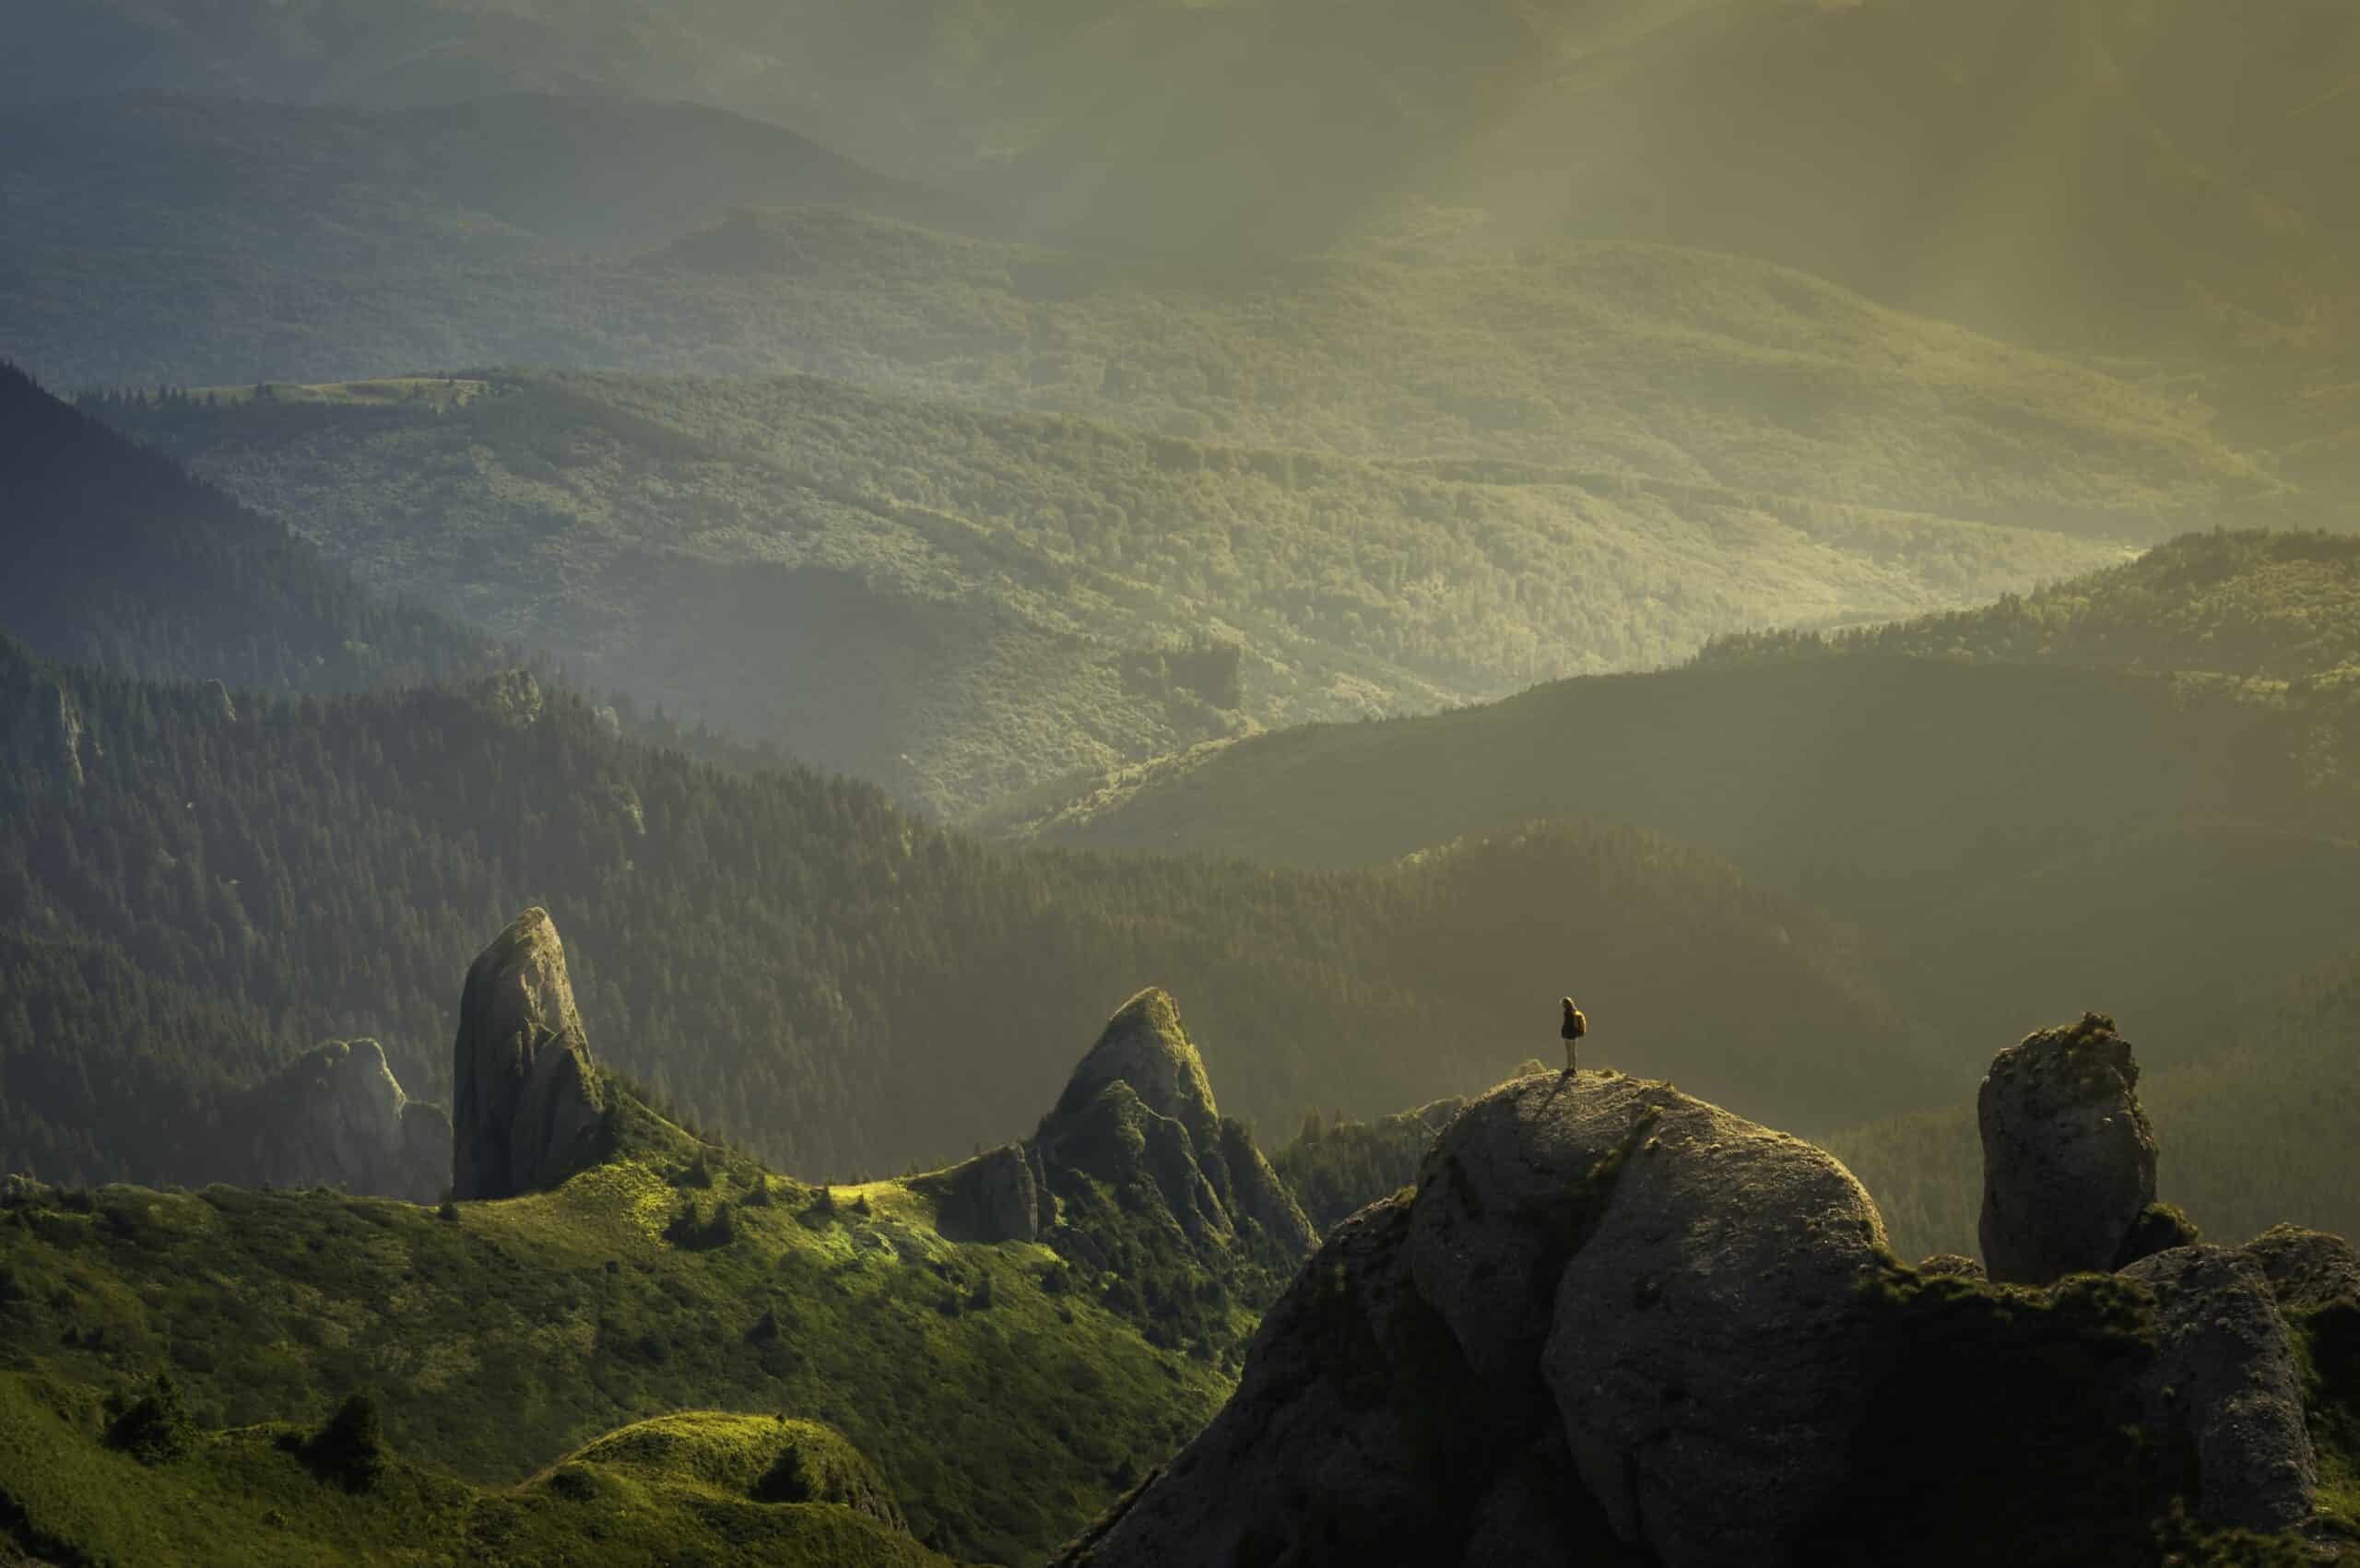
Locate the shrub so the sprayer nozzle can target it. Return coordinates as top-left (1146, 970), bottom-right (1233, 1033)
top-left (305, 1387), bottom-right (389, 1491)
top-left (105, 1373), bottom-right (195, 1464)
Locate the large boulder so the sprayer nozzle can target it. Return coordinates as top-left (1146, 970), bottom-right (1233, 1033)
top-left (1541, 1091), bottom-right (1890, 1564)
top-left (451, 908), bottom-right (610, 1200)
top-left (1053, 1196), bottom-right (1504, 1568)
top-left (1978, 1012), bottom-right (2156, 1285)
top-left (2119, 1245), bottom-right (2318, 1532)
top-left (1062, 1072), bottom-right (1888, 1568)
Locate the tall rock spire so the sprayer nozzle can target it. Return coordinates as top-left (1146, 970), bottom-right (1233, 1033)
top-left (451, 908), bottom-right (609, 1200)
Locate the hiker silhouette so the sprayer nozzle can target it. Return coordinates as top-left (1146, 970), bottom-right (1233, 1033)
top-left (1561, 997), bottom-right (1587, 1074)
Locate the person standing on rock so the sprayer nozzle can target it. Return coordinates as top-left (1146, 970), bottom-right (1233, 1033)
top-left (1561, 996), bottom-right (1587, 1074)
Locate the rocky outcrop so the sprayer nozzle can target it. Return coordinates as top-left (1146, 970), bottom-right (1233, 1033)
top-left (918, 1142), bottom-right (1042, 1244)
top-left (2120, 1245), bottom-right (2318, 1532)
top-left (2242, 1224), bottom-right (2360, 1314)
top-left (7, 676), bottom-right (92, 786)
top-left (1048, 989), bottom-right (1221, 1145)
top-left (1978, 1012), bottom-right (2155, 1285)
top-left (1059, 1072), bottom-right (1889, 1568)
top-left (451, 908), bottom-right (609, 1200)
top-left (1054, 1195), bottom-right (1504, 1567)
top-left (1064, 1017), bottom-right (2354, 1565)
top-left (233, 1039), bottom-right (449, 1202)
top-left (1034, 989), bottom-right (1315, 1264)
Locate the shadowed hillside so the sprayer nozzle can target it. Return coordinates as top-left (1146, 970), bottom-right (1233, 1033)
top-left (998, 535), bottom-right (2360, 1128)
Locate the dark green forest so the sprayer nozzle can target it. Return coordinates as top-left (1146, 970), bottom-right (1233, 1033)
top-left (0, 364), bottom-right (509, 694)
top-left (1009, 531), bottom-right (2360, 1252)
top-left (0, 369), bottom-right (1964, 1182)
top-left (0, 628), bottom-right (1936, 1182)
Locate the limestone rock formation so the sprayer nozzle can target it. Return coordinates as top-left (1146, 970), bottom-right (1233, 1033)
top-left (235, 1039), bottom-right (449, 1202)
top-left (1064, 1018), bottom-right (2354, 1565)
top-left (2242, 1224), bottom-right (2360, 1313)
top-left (1035, 989), bottom-right (1315, 1262)
top-left (1059, 1072), bottom-right (1889, 1568)
top-left (1049, 989), bottom-right (1221, 1144)
top-left (1055, 1195), bottom-right (1505, 1567)
top-left (1978, 1012), bottom-right (2155, 1285)
top-left (2120, 1244), bottom-right (2318, 1532)
top-left (451, 908), bottom-right (610, 1200)
top-left (918, 1142), bottom-right (1042, 1244)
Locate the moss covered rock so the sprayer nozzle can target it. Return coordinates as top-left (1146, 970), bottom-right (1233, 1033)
top-left (1978, 1012), bottom-right (2157, 1285)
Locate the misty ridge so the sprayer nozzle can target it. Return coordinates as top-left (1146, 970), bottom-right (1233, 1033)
top-left (4, 0), bottom-right (2360, 1563)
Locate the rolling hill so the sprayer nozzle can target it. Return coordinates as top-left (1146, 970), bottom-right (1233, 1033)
top-left (13, 0), bottom-right (2355, 369)
top-left (995, 532), bottom-right (2360, 1242)
top-left (95, 366), bottom-right (2142, 816)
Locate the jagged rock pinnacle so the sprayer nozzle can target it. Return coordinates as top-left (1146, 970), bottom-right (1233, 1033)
top-left (1051, 987), bottom-right (1221, 1139)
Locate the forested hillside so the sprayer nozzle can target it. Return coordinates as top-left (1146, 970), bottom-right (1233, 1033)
top-left (0, 630), bottom-right (1946, 1185)
top-left (0, 363), bottom-right (508, 693)
top-left (94, 369), bottom-right (2126, 815)
top-left (1704, 529), bottom-right (2360, 680)
top-left (1000, 537), bottom-right (2360, 1044)
top-left (6, 97), bottom-right (2286, 539)
top-left (1002, 532), bottom-right (2360, 1241)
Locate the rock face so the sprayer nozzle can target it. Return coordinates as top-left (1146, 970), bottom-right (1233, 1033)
top-left (2120, 1245), bottom-right (2318, 1532)
top-left (235, 1039), bottom-right (449, 1202)
top-left (1058, 1072), bottom-right (1889, 1568)
top-left (451, 908), bottom-right (610, 1200)
top-left (7, 676), bottom-right (92, 785)
top-left (1978, 1012), bottom-right (2155, 1285)
top-left (1050, 989), bottom-right (1221, 1144)
top-left (919, 1142), bottom-right (1041, 1244)
top-left (1063, 1018), bottom-right (2355, 1565)
top-left (1034, 989), bottom-right (1315, 1263)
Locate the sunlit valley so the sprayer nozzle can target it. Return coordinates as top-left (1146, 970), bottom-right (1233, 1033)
top-left (4, 2), bottom-right (2359, 1562)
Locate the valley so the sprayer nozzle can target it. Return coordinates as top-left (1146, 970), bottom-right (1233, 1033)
top-left (6, 2), bottom-right (2360, 1561)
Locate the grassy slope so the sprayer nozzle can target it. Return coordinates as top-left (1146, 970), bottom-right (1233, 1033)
top-left (0, 1380), bottom-right (949, 1566)
top-left (100, 367), bottom-right (2126, 817)
top-left (0, 1146), bottom-right (1226, 1565)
